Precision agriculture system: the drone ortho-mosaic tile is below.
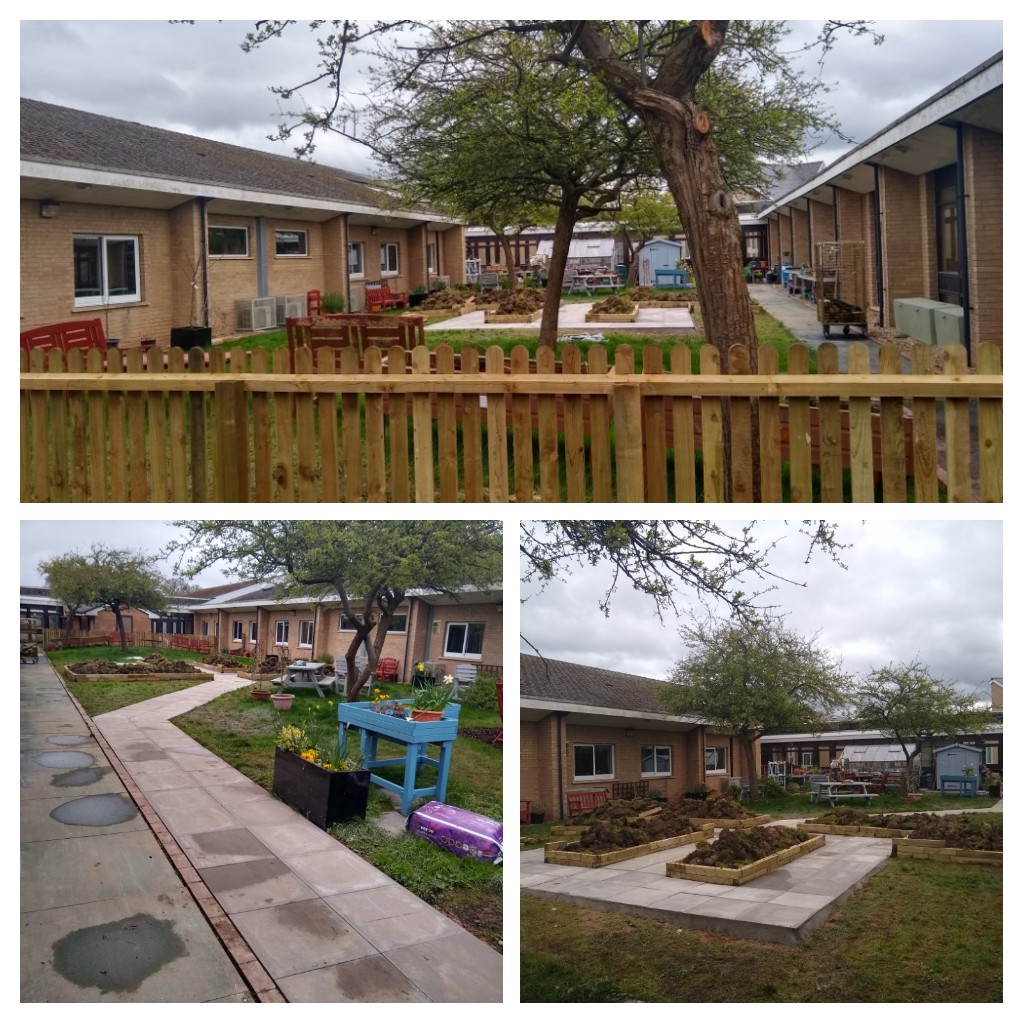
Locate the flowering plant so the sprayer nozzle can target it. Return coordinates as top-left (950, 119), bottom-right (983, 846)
top-left (370, 687), bottom-right (404, 716)
top-left (413, 674), bottom-right (456, 712)
top-left (276, 721), bottom-right (363, 772)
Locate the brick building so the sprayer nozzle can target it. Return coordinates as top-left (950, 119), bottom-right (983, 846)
top-left (521, 655), bottom-right (760, 822)
top-left (760, 52), bottom-right (1002, 359)
top-left (20, 98), bottom-right (465, 345)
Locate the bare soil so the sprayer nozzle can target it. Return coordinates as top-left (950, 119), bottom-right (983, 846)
top-left (68, 653), bottom-right (204, 675)
top-left (564, 802), bottom-right (701, 854)
top-left (681, 825), bottom-right (810, 868)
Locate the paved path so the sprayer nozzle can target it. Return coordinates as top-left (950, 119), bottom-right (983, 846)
top-left (425, 301), bottom-right (695, 333)
top-left (22, 657), bottom-right (503, 1002)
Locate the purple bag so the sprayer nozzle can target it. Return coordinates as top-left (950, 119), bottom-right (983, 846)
top-left (406, 801), bottom-right (503, 864)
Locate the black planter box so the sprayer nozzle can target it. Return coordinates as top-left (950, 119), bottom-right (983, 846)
top-left (272, 747), bottom-right (370, 829)
top-left (170, 326), bottom-right (212, 350)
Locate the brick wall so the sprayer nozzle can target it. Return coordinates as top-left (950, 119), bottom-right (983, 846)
top-left (809, 197), bottom-right (835, 256)
top-left (441, 226), bottom-right (467, 285)
top-left (964, 125), bottom-right (1003, 348)
top-left (768, 217), bottom-right (781, 266)
top-left (791, 205), bottom-right (811, 265)
top-left (91, 606), bottom-right (151, 634)
top-left (880, 165), bottom-right (928, 324)
top-left (423, 602), bottom-right (503, 673)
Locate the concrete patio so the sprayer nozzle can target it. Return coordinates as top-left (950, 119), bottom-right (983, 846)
top-left (21, 656), bottom-right (502, 1002)
top-left (424, 300), bottom-right (695, 333)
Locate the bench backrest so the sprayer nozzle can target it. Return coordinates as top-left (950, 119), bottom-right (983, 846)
top-left (21, 317), bottom-right (106, 354)
top-left (566, 790), bottom-right (609, 817)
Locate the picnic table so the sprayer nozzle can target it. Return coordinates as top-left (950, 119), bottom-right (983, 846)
top-left (810, 780), bottom-right (878, 807)
top-left (282, 661), bottom-right (333, 697)
top-left (569, 272), bottom-right (619, 295)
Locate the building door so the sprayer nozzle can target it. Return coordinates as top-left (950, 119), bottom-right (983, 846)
top-left (935, 164), bottom-right (961, 305)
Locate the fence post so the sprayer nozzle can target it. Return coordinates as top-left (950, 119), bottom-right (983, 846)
top-left (976, 341), bottom-right (1002, 503)
top-left (189, 347), bottom-right (208, 502)
top-left (613, 345), bottom-right (644, 501)
top-left (213, 379), bottom-right (250, 501)
top-left (699, 346), bottom-right (724, 502)
top-left (485, 346), bottom-right (509, 502)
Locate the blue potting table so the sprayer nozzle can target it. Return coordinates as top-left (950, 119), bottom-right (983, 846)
top-left (336, 700), bottom-right (461, 815)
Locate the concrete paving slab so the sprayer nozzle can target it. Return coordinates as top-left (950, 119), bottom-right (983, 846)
top-left (521, 830), bottom-right (894, 945)
top-left (276, 955), bottom-right (431, 1003)
top-left (177, 827), bottom-right (278, 868)
top-left (287, 847), bottom-right (396, 897)
top-left (425, 301), bottom-right (695, 333)
top-left (385, 930), bottom-right (504, 1002)
top-left (198, 857), bottom-right (319, 914)
top-left (20, 790), bottom-right (148, 843)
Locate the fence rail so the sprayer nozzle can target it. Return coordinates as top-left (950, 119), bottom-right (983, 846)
top-left (21, 341), bottom-right (1002, 503)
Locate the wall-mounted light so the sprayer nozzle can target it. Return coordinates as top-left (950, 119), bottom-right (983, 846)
top-left (371, 225), bottom-right (379, 236)
top-left (39, 200), bottom-right (60, 218)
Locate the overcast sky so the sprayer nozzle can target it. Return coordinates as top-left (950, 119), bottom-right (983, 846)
top-left (20, 520), bottom-right (233, 589)
top-left (520, 520), bottom-right (1002, 698)
top-left (19, 19), bottom-right (1004, 178)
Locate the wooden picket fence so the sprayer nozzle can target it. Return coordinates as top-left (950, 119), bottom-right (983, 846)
top-left (20, 341), bottom-right (1002, 503)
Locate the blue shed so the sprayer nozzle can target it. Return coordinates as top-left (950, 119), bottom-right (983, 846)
top-left (933, 743), bottom-right (983, 793)
top-left (637, 239), bottom-right (686, 286)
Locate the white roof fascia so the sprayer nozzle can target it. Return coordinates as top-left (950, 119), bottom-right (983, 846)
top-left (520, 697), bottom-right (702, 725)
top-left (20, 159), bottom-right (458, 225)
top-left (760, 55), bottom-right (1002, 218)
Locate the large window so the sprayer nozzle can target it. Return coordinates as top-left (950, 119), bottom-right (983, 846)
top-left (249, 620), bottom-right (258, 643)
top-left (208, 225), bottom-right (248, 257)
top-left (275, 620), bottom-right (289, 644)
top-left (275, 229), bottom-right (308, 256)
top-left (339, 612), bottom-right (407, 632)
top-left (380, 243), bottom-right (399, 275)
top-left (641, 745), bottom-right (672, 778)
top-left (574, 743), bottom-right (614, 781)
top-left (705, 746), bottom-right (727, 773)
top-left (232, 620), bottom-right (244, 641)
top-left (444, 621), bottom-right (484, 658)
top-left (299, 620), bottom-right (315, 648)
top-left (426, 242), bottom-right (437, 273)
top-left (73, 235), bottom-right (140, 307)
top-left (348, 242), bottom-right (364, 277)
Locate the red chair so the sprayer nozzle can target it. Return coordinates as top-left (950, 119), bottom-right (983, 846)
top-left (306, 290), bottom-right (322, 316)
top-left (376, 657), bottom-right (399, 682)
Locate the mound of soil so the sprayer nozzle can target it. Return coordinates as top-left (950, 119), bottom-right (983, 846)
top-left (68, 653), bottom-right (203, 675)
top-left (589, 294), bottom-right (636, 315)
top-left (811, 808), bottom-right (928, 829)
top-left (421, 289), bottom-right (471, 309)
top-left (489, 289), bottom-right (545, 314)
top-left (906, 815), bottom-right (1002, 850)
top-left (682, 825), bottom-right (810, 869)
top-left (458, 727), bottom-right (502, 745)
top-left (566, 803), bottom-right (701, 854)
top-left (624, 288), bottom-right (690, 302)
top-left (673, 796), bottom-right (757, 820)
top-left (204, 653), bottom-right (246, 668)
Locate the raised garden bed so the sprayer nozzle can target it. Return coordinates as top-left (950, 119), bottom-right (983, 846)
top-left (485, 308), bottom-right (544, 323)
top-left (666, 826), bottom-right (824, 886)
top-left (64, 654), bottom-right (213, 683)
top-left (803, 808), bottom-right (928, 838)
top-left (586, 296), bottom-right (639, 322)
top-left (545, 826), bottom-right (713, 867)
top-left (675, 797), bottom-right (771, 828)
top-left (892, 838), bottom-right (1002, 866)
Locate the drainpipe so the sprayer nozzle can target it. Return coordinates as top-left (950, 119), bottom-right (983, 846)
top-left (831, 185), bottom-right (839, 241)
top-left (198, 197), bottom-right (210, 327)
top-left (256, 216), bottom-right (268, 296)
top-left (806, 197), bottom-right (813, 262)
top-left (557, 711), bottom-right (566, 821)
top-left (871, 163), bottom-right (885, 327)
top-left (955, 123), bottom-right (972, 365)
top-left (342, 212), bottom-right (351, 311)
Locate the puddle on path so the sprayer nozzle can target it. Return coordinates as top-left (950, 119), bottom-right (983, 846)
top-left (35, 751), bottom-right (95, 769)
top-left (53, 767), bottom-right (109, 788)
top-left (51, 914), bottom-right (187, 994)
top-left (50, 793), bottom-right (137, 826)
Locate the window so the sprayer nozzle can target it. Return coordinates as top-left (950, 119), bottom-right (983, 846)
top-left (73, 235), bottom-right (140, 307)
top-left (426, 242), bottom-right (437, 273)
top-left (574, 743), bottom-right (614, 781)
top-left (801, 751), bottom-right (815, 767)
top-left (641, 745), bottom-right (671, 778)
top-left (232, 621), bottom-right (243, 641)
top-left (299, 620), bottom-right (314, 648)
top-left (249, 620), bottom-right (258, 643)
top-left (704, 747), bottom-right (727, 773)
top-left (444, 621), bottom-right (484, 658)
top-left (275, 620), bottom-right (289, 644)
top-left (984, 743), bottom-right (1000, 765)
top-left (201, 620), bottom-right (209, 637)
top-left (380, 243), bottom-right (399, 275)
top-left (339, 612), bottom-right (407, 632)
top-left (208, 225), bottom-right (248, 257)
top-left (348, 242), bottom-right (364, 277)
top-left (275, 229), bottom-right (308, 256)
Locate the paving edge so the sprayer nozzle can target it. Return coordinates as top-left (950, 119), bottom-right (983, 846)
top-left (59, 676), bottom-right (288, 1003)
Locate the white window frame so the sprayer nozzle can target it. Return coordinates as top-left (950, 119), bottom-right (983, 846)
top-left (73, 234), bottom-right (140, 308)
top-left (275, 620), bottom-right (289, 644)
top-left (443, 621), bottom-right (484, 660)
top-left (208, 225), bottom-right (249, 258)
top-left (801, 750), bottom-right (815, 767)
top-left (426, 242), bottom-right (437, 273)
top-left (299, 619), bottom-right (315, 648)
top-left (641, 744), bottom-right (672, 778)
top-left (249, 620), bottom-right (258, 643)
top-left (275, 228), bottom-right (308, 257)
top-left (573, 743), bottom-right (614, 782)
top-left (232, 620), bottom-right (244, 641)
top-left (380, 242), bottom-right (399, 276)
top-left (348, 242), bottom-right (365, 278)
top-left (704, 746), bottom-right (728, 774)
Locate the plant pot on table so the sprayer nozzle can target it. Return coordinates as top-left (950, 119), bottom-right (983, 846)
top-left (410, 709), bottom-right (444, 722)
top-left (272, 747), bottom-right (370, 828)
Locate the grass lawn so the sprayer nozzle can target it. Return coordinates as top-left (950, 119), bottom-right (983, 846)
top-left (48, 644), bottom-right (215, 716)
top-left (521, 855), bottom-right (1002, 1002)
top-left (172, 681), bottom-right (503, 951)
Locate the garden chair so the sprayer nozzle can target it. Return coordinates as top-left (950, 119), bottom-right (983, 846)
top-left (478, 272), bottom-right (501, 294)
top-left (452, 663), bottom-right (477, 693)
top-left (376, 657), bottom-right (399, 682)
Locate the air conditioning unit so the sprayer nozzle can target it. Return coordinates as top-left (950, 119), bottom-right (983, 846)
top-left (235, 297), bottom-right (276, 332)
top-left (274, 293), bottom-right (307, 325)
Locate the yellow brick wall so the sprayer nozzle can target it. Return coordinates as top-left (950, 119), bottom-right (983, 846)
top-left (791, 205), bottom-right (811, 265)
top-left (880, 166), bottom-right (928, 323)
top-left (441, 226), bottom-right (467, 285)
top-left (964, 126), bottom-right (1003, 348)
top-left (809, 197), bottom-right (835, 257)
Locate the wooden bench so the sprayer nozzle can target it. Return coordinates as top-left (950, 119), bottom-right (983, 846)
top-left (365, 283), bottom-right (409, 311)
top-left (565, 790), bottom-right (609, 818)
top-left (286, 314), bottom-right (425, 368)
top-left (21, 317), bottom-right (106, 355)
top-left (168, 636), bottom-right (213, 654)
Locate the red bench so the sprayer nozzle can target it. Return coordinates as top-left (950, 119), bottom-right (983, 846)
top-left (566, 790), bottom-right (609, 818)
top-left (21, 317), bottom-right (106, 355)
top-left (365, 283), bottom-right (409, 311)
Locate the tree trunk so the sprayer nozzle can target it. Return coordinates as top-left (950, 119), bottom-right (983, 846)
top-left (538, 189), bottom-right (579, 349)
top-left (113, 607), bottom-right (128, 651)
top-left (343, 629), bottom-right (374, 702)
top-left (741, 734), bottom-right (761, 800)
top-left (499, 234), bottom-right (518, 291)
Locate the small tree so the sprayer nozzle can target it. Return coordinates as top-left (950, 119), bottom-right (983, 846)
top-left (659, 613), bottom-right (851, 799)
top-left (39, 546), bottom-right (170, 651)
top-left (853, 660), bottom-right (990, 793)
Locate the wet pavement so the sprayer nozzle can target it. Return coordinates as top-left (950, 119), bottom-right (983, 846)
top-left (21, 656), bottom-right (503, 1002)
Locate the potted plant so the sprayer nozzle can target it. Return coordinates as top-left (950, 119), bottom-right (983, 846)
top-left (530, 804), bottom-right (546, 825)
top-left (370, 687), bottom-right (405, 718)
top-left (272, 722), bottom-right (369, 828)
top-left (321, 291), bottom-right (346, 314)
top-left (170, 252), bottom-right (213, 349)
top-left (409, 285), bottom-right (429, 308)
top-left (411, 674), bottom-right (456, 721)
top-left (250, 687), bottom-right (271, 701)
top-left (986, 772), bottom-right (1001, 797)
